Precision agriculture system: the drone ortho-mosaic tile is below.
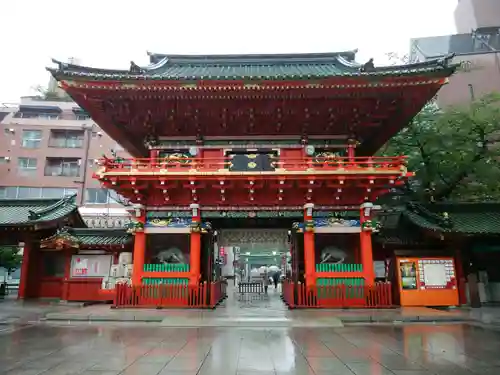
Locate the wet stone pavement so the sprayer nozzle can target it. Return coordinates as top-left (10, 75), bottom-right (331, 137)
top-left (1, 323), bottom-right (500, 375)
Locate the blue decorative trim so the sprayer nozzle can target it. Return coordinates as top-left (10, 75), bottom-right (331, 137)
top-left (314, 218), bottom-right (360, 228)
top-left (146, 217), bottom-right (190, 228)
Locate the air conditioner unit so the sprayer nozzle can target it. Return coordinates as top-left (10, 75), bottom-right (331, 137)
top-left (4, 156), bottom-right (10, 161)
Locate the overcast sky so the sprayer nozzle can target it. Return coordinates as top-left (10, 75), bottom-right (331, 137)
top-left (0, 0), bottom-right (457, 103)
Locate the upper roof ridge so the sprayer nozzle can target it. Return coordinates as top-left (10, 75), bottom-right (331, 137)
top-left (147, 51), bottom-right (359, 65)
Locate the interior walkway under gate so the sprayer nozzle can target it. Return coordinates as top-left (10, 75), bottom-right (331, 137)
top-left (207, 283), bottom-right (342, 327)
top-left (223, 282), bottom-right (288, 313)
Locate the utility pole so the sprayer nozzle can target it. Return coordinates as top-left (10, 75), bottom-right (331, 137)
top-left (78, 124), bottom-right (94, 206)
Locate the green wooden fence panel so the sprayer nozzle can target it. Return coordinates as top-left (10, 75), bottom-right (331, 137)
top-left (315, 263), bottom-right (363, 272)
top-left (140, 278), bottom-right (190, 298)
top-left (142, 278), bottom-right (189, 285)
top-left (316, 277), bottom-right (365, 299)
top-left (143, 264), bottom-right (190, 272)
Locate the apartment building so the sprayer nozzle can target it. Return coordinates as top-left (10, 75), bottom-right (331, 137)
top-left (407, 1), bottom-right (500, 107)
top-left (410, 27), bottom-right (500, 107)
top-left (455, 0), bottom-right (500, 33)
top-left (0, 96), bottom-right (131, 228)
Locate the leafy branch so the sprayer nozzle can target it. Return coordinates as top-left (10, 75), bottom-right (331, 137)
top-left (30, 84), bottom-right (73, 102)
top-left (379, 93), bottom-right (500, 202)
top-left (0, 246), bottom-right (22, 273)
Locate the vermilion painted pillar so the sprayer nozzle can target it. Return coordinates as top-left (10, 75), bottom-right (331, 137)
top-left (190, 204), bottom-right (201, 285)
top-left (18, 241), bottom-right (30, 299)
top-left (347, 138), bottom-right (357, 163)
top-left (455, 247), bottom-right (467, 305)
top-left (132, 206), bottom-right (146, 286)
top-left (61, 250), bottom-right (72, 301)
top-left (303, 203), bottom-right (316, 288)
top-left (150, 150), bottom-right (160, 168)
top-left (360, 202), bottom-right (375, 286)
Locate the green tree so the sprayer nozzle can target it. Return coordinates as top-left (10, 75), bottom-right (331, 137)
top-left (0, 246), bottom-right (22, 274)
top-left (31, 84), bottom-right (72, 102)
top-left (380, 93), bottom-right (500, 202)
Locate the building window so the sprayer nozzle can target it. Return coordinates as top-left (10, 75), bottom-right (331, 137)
top-left (0, 186), bottom-right (76, 199)
top-left (17, 157), bottom-right (37, 177)
top-left (64, 188), bottom-right (78, 197)
top-left (0, 187), bottom-right (19, 199)
top-left (21, 130), bottom-right (42, 149)
top-left (14, 112), bottom-right (59, 120)
top-left (49, 130), bottom-right (85, 148)
top-left (76, 114), bottom-right (90, 121)
top-left (41, 187), bottom-right (66, 198)
top-left (0, 156), bottom-right (10, 164)
top-left (38, 114), bottom-right (59, 120)
top-left (44, 158), bottom-right (81, 177)
top-left (108, 189), bottom-right (124, 204)
top-left (85, 188), bottom-right (109, 204)
top-left (17, 187), bottom-right (42, 199)
top-left (41, 187), bottom-right (77, 198)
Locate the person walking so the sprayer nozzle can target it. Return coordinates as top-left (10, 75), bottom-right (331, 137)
top-left (272, 272), bottom-right (279, 289)
top-left (262, 272), bottom-right (269, 294)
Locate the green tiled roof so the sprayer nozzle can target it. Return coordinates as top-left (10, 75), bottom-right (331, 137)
top-left (48, 51), bottom-right (457, 81)
top-left (403, 202), bottom-right (500, 236)
top-left (41, 228), bottom-right (132, 248)
top-left (72, 228), bottom-right (131, 247)
top-left (374, 230), bottom-right (423, 246)
top-left (0, 195), bottom-right (80, 226)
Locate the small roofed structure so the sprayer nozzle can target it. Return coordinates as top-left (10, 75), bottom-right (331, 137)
top-left (0, 195), bottom-right (132, 301)
top-left (375, 202), bottom-right (500, 306)
top-left (0, 194), bottom-right (84, 232)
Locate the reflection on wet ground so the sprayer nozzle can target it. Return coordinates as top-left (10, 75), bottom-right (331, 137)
top-left (1, 323), bottom-right (500, 375)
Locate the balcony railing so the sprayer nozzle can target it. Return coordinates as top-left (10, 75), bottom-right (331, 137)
top-left (97, 156), bottom-right (408, 175)
top-left (48, 138), bottom-right (84, 148)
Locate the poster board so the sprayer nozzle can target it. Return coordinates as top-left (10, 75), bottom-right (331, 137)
top-left (71, 255), bottom-right (112, 278)
top-left (418, 259), bottom-right (455, 289)
top-left (396, 256), bottom-right (459, 307)
top-left (422, 263), bottom-right (447, 288)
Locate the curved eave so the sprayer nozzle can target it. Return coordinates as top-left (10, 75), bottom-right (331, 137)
top-left (60, 76), bottom-right (453, 93)
top-left (48, 65), bottom-right (457, 82)
top-left (47, 57), bottom-right (168, 80)
top-left (47, 52), bottom-right (457, 82)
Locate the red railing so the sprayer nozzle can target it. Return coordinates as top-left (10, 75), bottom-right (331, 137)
top-left (113, 281), bottom-right (227, 308)
top-left (98, 156), bottom-right (407, 174)
top-left (282, 281), bottom-right (393, 308)
top-left (210, 280), bottom-right (227, 307)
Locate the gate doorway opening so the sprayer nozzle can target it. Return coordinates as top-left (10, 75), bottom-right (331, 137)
top-left (212, 218), bottom-right (293, 310)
